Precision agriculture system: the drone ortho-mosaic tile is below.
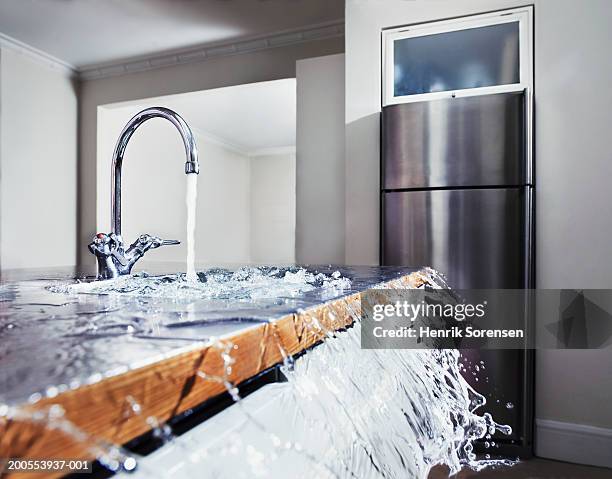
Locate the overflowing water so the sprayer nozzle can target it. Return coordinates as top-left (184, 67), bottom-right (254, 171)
top-left (274, 323), bottom-right (515, 478)
top-left (110, 271), bottom-right (515, 478)
top-left (52, 266), bottom-right (352, 301)
top-left (0, 267), bottom-right (516, 478)
top-left (185, 173), bottom-right (198, 281)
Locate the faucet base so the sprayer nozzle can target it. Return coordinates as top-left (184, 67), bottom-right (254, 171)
top-left (89, 233), bottom-right (180, 279)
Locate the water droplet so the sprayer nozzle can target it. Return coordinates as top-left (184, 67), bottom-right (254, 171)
top-left (123, 456), bottom-right (137, 471)
top-left (48, 404), bottom-right (65, 418)
top-left (28, 392), bottom-right (42, 403)
top-left (46, 386), bottom-right (59, 398)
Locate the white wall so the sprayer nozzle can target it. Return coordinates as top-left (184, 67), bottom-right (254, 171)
top-left (296, 54), bottom-right (345, 264)
top-left (0, 48), bottom-right (77, 270)
top-left (346, 0), bottom-right (612, 466)
top-left (79, 37), bottom-right (344, 268)
top-left (196, 140), bottom-right (251, 265)
top-left (97, 106), bottom-right (251, 268)
top-left (97, 105), bottom-right (298, 268)
top-left (250, 152), bottom-right (296, 264)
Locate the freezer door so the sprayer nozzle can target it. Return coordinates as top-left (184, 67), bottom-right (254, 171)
top-left (382, 91), bottom-right (527, 190)
top-left (382, 187), bottom-right (532, 451)
top-left (382, 187), bottom-right (528, 288)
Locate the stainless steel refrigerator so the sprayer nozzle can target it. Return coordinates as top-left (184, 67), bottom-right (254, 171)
top-left (381, 91), bottom-right (534, 457)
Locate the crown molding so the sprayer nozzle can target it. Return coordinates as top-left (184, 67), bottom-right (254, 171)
top-left (0, 20), bottom-right (343, 81)
top-left (0, 31), bottom-right (77, 76)
top-left (79, 19), bottom-right (344, 81)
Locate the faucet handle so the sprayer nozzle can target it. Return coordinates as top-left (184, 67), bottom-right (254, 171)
top-left (88, 232), bottom-right (119, 255)
top-left (159, 238), bottom-right (181, 246)
top-left (128, 234), bottom-right (180, 254)
top-left (89, 232), bottom-right (130, 265)
top-left (89, 232), bottom-right (180, 279)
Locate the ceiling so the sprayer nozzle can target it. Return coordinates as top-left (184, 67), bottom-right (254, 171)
top-left (104, 78), bottom-right (296, 153)
top-left (0, 0), bottom-right (343, 68)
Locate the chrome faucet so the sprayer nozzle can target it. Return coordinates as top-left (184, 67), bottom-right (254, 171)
top-left (89, 107), bottom-right (199, 279)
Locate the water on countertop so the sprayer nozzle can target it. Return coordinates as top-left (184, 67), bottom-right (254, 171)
top-left (50, 266), bottom-right (352, 301)
top-left (0, 265), bottom-right (396, 405)
top-left (0, 265), bottom-right (514, 477)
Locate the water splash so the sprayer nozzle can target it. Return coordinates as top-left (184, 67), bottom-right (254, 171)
top-left (275, 323), bottom-right (515, 478)
top-left (265, 282), bottom-right (515, 478)
top-left (114, 272), bottom-right (516, 478)
top-left (0, 403), bottom-right (138, 474)
top-left (51, 267), bottom-right (352, 301)
top-left (4, 267), bottom-right (516, 477)
top-left (185, 173), bottom-right (198, 281)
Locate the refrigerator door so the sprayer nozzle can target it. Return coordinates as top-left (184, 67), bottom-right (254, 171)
top-left (382, 91), bottom-right (527, 190)
top-left (383, 188), bottom-right (527, 288)
top-left (382, 187), bottom-right (531, 448)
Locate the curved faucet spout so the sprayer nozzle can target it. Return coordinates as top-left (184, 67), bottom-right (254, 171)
top-left (90, 106), bottom-right (198, 279)
top-left (111, 107), bottom-right (200, 236)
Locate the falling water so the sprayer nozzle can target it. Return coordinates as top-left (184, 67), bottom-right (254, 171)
top-left (273, 319), bottom-right (515, 478)
top-left (185, 173), bottom-right (198, 281)
top-left (130, 272), bottom-right (513, 476)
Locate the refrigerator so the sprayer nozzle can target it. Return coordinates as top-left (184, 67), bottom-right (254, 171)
top-left (381, 91), bottom-right (534, 457)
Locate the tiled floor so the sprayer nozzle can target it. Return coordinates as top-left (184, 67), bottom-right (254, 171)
top-left (429, 458), bottom-right (612, 479)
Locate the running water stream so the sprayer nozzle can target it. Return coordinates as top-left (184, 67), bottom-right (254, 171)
top-left (185, 173), bottom-right (198, 281)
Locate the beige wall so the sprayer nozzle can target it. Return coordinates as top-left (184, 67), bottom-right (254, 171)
top-left (79, 37), bottom-right (343, 268)
top-left (250, 152), bottom-right (296, 264)
top-left (0, 48), bottom-right (78, 270)
top-left (345, 0), bottom-right (612, 464)
top-left (296, 54), bottom-right (345, 265)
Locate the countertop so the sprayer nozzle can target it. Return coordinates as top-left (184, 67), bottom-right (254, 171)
top-left (0, 264), bottom-right (431, 471)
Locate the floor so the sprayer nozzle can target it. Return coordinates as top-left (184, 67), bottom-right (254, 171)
top-left (429, 458), bottom-right (612, 479)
